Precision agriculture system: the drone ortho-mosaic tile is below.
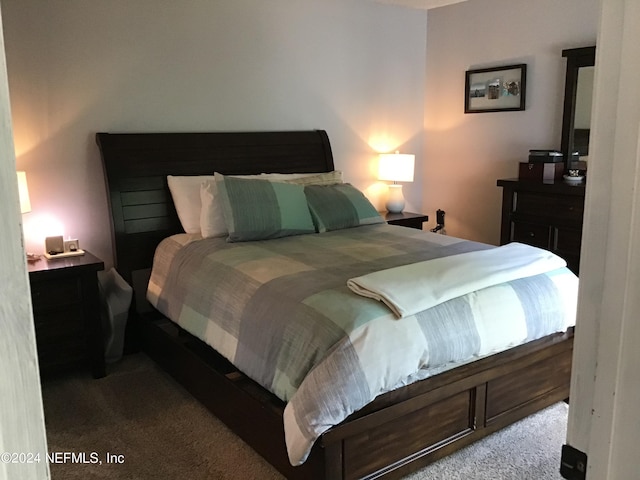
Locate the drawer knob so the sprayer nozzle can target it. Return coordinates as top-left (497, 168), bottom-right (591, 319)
top-left (529, 232), bottom-right (535, 238)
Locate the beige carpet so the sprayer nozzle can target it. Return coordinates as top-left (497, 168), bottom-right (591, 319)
top-left (41, 353), bottom-right (567, 479)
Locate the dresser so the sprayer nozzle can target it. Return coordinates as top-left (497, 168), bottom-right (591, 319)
top-left (28, 252), bottom-right (106, 378)
top-left (497, 179), bottom-right (585, 274)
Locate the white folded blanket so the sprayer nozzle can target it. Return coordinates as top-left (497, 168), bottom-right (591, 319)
top-left (347, 242), bottom-right (567, 318)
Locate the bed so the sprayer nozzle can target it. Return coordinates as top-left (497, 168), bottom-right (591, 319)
top-left (97, 129), bottom-right (575, 479)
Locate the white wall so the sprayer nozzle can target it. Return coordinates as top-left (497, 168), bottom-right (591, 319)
top-left (424, 0), bottom-right (600, 243)
top-left (0, 4), bottom-right (49, 479)
top-left (3, 0), bottom-right (427, 267)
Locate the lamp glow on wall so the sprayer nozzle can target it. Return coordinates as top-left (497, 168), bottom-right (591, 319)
top-left (16, 171), bottom-right (31, 214)
top-left (378, 151), bottom-right (415, 213)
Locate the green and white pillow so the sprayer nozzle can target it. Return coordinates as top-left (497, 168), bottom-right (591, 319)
top-left (304, 184), bottom-right (384, 233)
top-left (200, 171), bottom-right (343, 239)
top-left (215, 173), bottom-right (316, 242)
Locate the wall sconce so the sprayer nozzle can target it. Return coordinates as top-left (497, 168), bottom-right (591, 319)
top-left (16, 171), bottom-right (31, 214)
top-left (378, 152), bottom-right (415, 213)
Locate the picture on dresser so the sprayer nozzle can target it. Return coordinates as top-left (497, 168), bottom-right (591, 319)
top-left (465, 63), bottom-right (526, 113)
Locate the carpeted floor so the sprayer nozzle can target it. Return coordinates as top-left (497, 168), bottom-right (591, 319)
top-left (41, 353), bottom-right (567, 479)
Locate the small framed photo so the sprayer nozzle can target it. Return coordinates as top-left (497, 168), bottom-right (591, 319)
top-left (465, 64), bottom-right (526, 113)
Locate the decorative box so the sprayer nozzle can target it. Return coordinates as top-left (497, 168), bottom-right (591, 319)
top-left (528, 150), bottom-right (564, 163)
top-left (518, 162), bottom-right (564, 182)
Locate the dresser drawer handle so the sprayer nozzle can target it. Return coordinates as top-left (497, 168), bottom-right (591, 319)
top-left (528, 232), bottom-right (535, 238)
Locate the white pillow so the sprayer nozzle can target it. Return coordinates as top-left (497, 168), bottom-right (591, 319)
top-left (258, 172), bottom-right (321, 181)
top-left (200, 179), bottom-right (227, 238)
top-left (280, 170), bottom-right (343, 186)
top-left (167, 175), bottom-right (216, 234)
top-left (199, 171), bottom-right (343, 239)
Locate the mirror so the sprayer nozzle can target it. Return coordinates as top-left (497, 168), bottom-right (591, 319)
top-left (561, 46), bottom-right (596, 173)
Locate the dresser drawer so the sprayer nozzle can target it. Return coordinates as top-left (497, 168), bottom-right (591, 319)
top-left (554, 226), bottom-right (583, 253)
top-left (515, 192), bottom-right (584, 221)
top-left (30, 277), bottom-right (82, 310)
top-left (512, 221), bottom-right (551, 249)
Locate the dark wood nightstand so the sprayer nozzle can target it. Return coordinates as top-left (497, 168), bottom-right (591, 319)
top-left (382, 211), bottom-right (429, 230)
top-left (28, 251), bottom-right (106, 378)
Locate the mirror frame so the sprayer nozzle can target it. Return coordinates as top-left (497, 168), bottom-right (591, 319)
top-left (561, 46), bottom-right (596, 172)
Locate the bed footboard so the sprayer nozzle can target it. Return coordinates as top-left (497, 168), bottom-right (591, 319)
top-left (319, 330), bottom-right (572, 479)
top-left (141, 313), bottom-right (572, 480)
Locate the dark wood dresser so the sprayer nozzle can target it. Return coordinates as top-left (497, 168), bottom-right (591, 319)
top-left (497, 179), bottom-right (585, 274)
top-left (28, 251), bottom-right (106, 378)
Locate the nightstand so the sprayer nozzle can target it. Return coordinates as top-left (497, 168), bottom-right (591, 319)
top-left (28, 251), bottom-right (106, 378)
top-left (383, 211), bottom-right (429, 230)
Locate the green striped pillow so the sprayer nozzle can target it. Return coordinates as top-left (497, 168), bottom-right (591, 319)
top-left (304, 184), bottom-right (384, 233)
top-left (215, 173), bottom-right (316, 242)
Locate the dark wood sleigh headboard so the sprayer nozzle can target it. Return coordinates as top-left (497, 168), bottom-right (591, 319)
top-left (96, 129), bottom-right (334, 311)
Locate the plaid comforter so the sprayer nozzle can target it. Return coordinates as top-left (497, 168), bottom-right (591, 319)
top-left (147, 224), bottom-right (578, 465)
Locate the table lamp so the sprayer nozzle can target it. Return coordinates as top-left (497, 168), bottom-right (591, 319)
top-left (17, 171), bottom-right (40, 262)
top-left (17, 171), bottom-right (31, 214)
top-left (378, 151), bottom-right (415, 213)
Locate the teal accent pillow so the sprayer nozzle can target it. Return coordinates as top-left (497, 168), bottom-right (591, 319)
top-left (215, 174), bottom-right (316, 242)
top-left (304, 184), bottom-right (384, 233)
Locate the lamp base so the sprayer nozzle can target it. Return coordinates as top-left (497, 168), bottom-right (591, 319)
top-left (385, 184), bottom-right (405, 213)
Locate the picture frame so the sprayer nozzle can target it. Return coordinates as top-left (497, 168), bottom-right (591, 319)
top-left (465, 64), bottom-right (527, 113)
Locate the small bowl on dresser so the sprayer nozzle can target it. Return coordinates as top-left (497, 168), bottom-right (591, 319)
top-left (563, 174), bottom-right (584, 185)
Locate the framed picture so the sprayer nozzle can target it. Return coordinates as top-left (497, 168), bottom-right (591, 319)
top-left (465, 64), bottom-right (526, 113)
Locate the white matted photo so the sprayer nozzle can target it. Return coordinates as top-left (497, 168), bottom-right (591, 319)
top-left (465, 64), bottom-right (526, 113)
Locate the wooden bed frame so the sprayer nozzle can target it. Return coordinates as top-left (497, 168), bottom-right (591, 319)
top-left (96, 130), bottom-right (573, 480)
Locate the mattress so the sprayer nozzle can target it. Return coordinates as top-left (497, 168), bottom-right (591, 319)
top-left (147, 224), bottom-right (578, 465)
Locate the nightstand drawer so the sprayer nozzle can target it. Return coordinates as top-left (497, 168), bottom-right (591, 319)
top-left (30, 277), bottom-right (82, 310)
top-left (33, 305), bottom-right (85, 336)
top-left (36, 338), bottom-right (88, 371)
top-left (512, 221), bottom-right (551, 249)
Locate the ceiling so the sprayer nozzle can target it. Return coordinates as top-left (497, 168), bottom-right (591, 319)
top-left (374, 0), bottom-right (468, 10)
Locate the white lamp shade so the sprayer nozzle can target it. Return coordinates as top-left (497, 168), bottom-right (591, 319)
top-left (16, 171), bottom-right (31, 214)
top-left (378, 152), bottom-right (415, 183)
